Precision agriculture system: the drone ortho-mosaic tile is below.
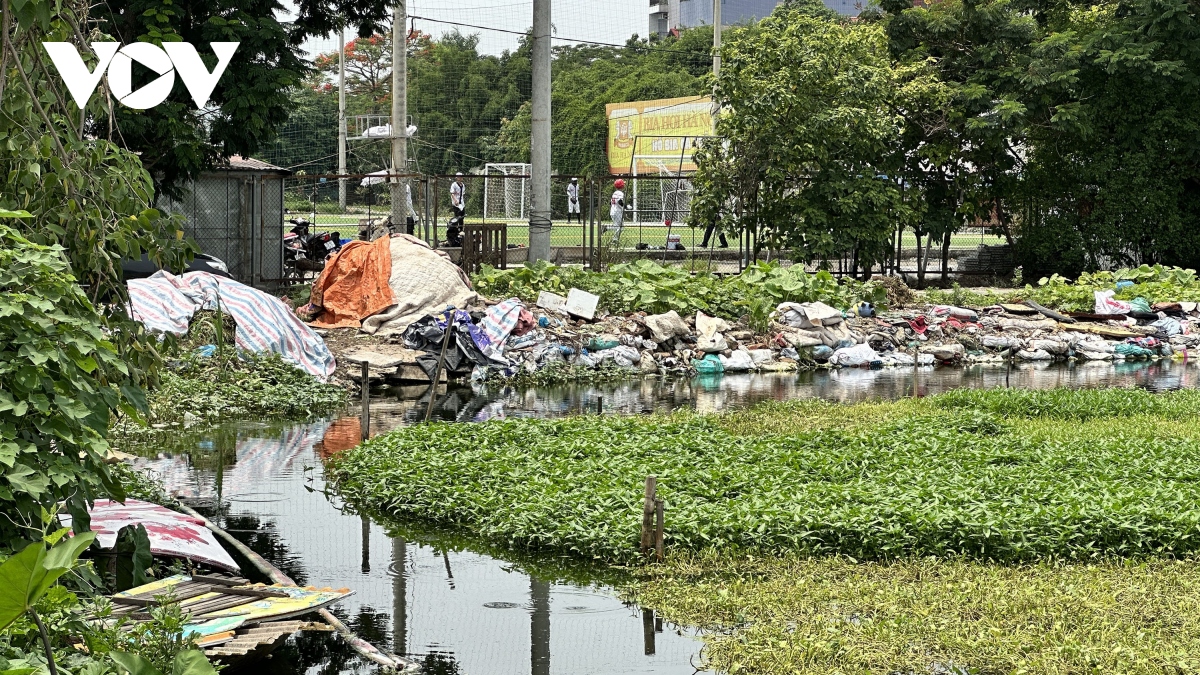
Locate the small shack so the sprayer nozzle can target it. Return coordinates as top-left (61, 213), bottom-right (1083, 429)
top-left (159, 155), bottom-right (290, 289)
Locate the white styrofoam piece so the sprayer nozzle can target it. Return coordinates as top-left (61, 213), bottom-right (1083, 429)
top-left (565, 288), bottom-right (599, 320)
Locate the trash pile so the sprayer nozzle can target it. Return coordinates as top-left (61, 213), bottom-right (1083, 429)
top-left (390, 288), bottom-right (1200, 382)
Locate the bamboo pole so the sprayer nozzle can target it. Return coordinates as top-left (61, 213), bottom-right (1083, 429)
top-left (360, 361), bottom-right (370, 440)
top-left (175, 503), bottom-right (415, 671)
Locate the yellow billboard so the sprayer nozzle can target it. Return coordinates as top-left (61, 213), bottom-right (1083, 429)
top-left (606, 96), bottom-right (713, 175)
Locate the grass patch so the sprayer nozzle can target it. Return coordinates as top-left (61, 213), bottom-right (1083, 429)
top-left (326, 387), bottom-right (1200, 564)
top-left (145, 352), bottom-right (345, 424)
top-left (632, 554), bottom-right (1200, 675)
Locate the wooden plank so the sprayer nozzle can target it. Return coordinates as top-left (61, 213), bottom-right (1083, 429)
top-left (191, 575), bottom-right (250, 587)
top-left (212, 587), bottom-right (291, 599)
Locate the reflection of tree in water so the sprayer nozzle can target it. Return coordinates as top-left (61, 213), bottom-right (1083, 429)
top-left (216, 512), bottom-right (309, 586)
top-left (412, 653), bottom-right (462, 675)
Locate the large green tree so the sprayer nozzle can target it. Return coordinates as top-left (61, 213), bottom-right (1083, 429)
top-left (692, 9), bottom-right (908, 276)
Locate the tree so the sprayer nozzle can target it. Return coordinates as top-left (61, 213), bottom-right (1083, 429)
top-left (313, 30), bottom-right (434, 102)
top-left (88, 0), bottom-right (397, 197)
top-left (693, 10), bottom-right (907, 277)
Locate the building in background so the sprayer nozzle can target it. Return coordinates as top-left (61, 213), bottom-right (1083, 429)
top-left (650, 0), bottom-right (859, 36)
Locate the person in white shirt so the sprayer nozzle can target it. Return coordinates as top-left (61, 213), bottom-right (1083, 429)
top-left (450, 172), bottom-right (465, 219)
top-left (608, 178), bottom-right (626, 245)
top-left (566, 177), bottom-right (580, 223)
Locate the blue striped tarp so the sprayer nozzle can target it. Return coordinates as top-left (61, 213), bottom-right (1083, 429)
top-left (128, 271), bottom-right (336, 380)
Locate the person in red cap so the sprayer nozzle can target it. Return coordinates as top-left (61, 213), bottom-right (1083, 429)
top-left (608, 178), bottom-right (627, 245)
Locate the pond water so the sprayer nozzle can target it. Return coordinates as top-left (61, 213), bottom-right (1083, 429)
top-left (130, 358), bottom-right (1200, 674)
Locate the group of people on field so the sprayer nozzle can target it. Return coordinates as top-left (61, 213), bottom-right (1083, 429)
top-left (439, 174), bottom-right (728, 249)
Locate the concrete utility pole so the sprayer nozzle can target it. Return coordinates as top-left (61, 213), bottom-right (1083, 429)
top-left (391, 2), bottom-right (407, 229)
top-left (711, 0), bottom-right (721, 134)
top-left (338, 27), bottom-right (347, 209)
top-left (528, 0), bottom-right (552, 262)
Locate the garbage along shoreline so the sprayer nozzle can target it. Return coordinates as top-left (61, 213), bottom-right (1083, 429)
top-left (318, 291), bottom-right (1200, 391)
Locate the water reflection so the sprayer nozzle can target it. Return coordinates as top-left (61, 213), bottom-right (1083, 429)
top-left (358, 359), bottom-right (1200, 435)
top-left (129, 360), bottom-right (1199, 674)
top-left (134, 420), bottom-right (703, 675)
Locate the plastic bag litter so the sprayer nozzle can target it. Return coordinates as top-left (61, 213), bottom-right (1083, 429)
top-left (720, 349), bottom-right (756, 372)
top-left (776, 301), bottom-right (843, 329)
top-left (780, 347), bottom-right (800, 360)
top-left (886, 351), bottom-right (915, 366)
top-left (1029, 339), bottom-right (1069, 355)
top-left (575, 352), bottom-right (597, 368)
top-left (644, 310), bottom-right (691, 343)
top-left (692, 353), bottom-right (724, 374)
top-left (829, 343), bottom-right (879, 367)
top-left (1076, 350), bottom-right (1113, 361)
top-left (812, 345), bottom-right (834, 362)
top-left (595, 345), bottom-right (641, 367)
top-left (748, 349), bottom-right (775, 365)
top-left (1094, 290), bottom-right (1133, 315)
top-left (695, 312), bottom-right (731, 353)
top-left (917, 353), bottom-right (936, 366)
top-left (587, 335), bottom-right (621, 351)
top-left (933, 305), bottom-right (979, 321)
top-left (1130, 297), bottom-right (1153, 314)
top-left (1017, 349), bottom-right (1054, 361)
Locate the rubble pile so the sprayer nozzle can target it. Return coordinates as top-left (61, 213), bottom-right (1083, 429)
top-left (389, 291), bottom-right (1200, 382)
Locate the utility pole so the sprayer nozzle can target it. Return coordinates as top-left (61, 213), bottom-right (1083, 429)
top-left (528, 0), bottom-right (552, 262)
top-left (711, 0), bottom-right (721, 134)
top-left (338, 27), bottom-right (347, 210)
top-left (391, 1), bottom-right (407, 229)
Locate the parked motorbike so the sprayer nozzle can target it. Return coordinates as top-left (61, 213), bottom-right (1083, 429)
top-left (285, 218), bottom-right (341, 273)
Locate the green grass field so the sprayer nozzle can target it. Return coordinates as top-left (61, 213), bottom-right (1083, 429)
top-left (287, 214), bottom-right (1007, 252)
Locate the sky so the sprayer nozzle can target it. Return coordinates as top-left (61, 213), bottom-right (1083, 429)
top-left (296, 0), bottom-right (651, 59)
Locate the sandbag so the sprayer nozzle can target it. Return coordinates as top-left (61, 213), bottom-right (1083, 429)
top-left (1016, 349), bottom-right (1054, 361)
top-left (776, 301), bottom-right (843, 329)
top-left (829, 343), bottom-right (879, 367)
top-left (720, 349), bottom-right (756, 372)
top-left (696, 312), bottom-right (731, 353)
top-left (644, 310), bottom-right (690, 343)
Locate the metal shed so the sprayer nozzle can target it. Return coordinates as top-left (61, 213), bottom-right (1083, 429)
top-left (159, 155), bottom-right (289, 289)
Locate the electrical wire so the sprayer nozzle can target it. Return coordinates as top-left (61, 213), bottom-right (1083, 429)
top-left (407, 14), bottom-right (715, 59)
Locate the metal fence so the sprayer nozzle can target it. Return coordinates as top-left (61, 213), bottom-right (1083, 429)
top-left (274, 172), bottom-right (1016, 282)
top-left (159, 173), bottom-right (286, 288)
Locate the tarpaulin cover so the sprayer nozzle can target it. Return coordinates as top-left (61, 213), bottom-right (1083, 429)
top-left (360, 235), bottom-right (477, 336)
top-left (309, 236), bottom-right (395, 329)
top-left (69, 499), bottom-right (239, 572)
top-left (128, 271), bottom-right (336, 380)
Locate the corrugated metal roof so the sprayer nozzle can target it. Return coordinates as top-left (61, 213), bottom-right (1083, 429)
top-left (214, 155), bottom-right (291, 175)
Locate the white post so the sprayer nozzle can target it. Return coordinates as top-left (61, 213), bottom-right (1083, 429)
top-left (338, 27), bottom-right (347, 209)
top-left (391, 2), bottom-right (407, 229)
top-left (528, 0), bottom-right (552, 262)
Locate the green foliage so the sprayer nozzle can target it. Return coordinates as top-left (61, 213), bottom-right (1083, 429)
top-left (0, 529), bottom-right (96, 631)
top-left (110, 650), bottom-right (217, 675)
top-left (144, 353), bottom-right (346, 424)
top-left (328, 387), bottom-right (1200, 564)
top-left (471, 260), bottom-right (885, 321)
top-left (635, 555), bottom-right (1200, 675)
top-left (0, 225), bottom-right (148, 549)
top-left (693, 10), bottom-right (908, 276)
top-left (1016, 265), bottom-right (1200, 312)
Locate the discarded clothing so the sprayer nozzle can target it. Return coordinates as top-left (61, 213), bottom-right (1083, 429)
top-left (128, 271), bottom-right (335, 379)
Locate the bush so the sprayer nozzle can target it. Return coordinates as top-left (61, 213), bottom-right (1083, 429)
top-left (0, 225), bottom-right (146, 550)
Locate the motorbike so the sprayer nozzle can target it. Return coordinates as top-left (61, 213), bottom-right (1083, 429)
top-left (284, 218), bottom-right (342, 274)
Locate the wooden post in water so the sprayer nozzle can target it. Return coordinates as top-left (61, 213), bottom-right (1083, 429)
top-left (360, 361), bottom-right (370, 439)
top-left (654, 497), bottom-right (664, 563)
top-left (640, 475), bottom-right (657, 555)
top-left (642, 608), bottom-right (655, 655)
top-left (597, 395), bottom-right (603, 415)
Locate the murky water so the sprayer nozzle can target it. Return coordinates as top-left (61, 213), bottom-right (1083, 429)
top-left (133, 419), bottom-right (703, 675)
top-left (130, 359), bottom-right (1200, 674)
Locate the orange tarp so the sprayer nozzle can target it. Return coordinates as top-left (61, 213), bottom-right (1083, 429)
top-left (309, 236), bottom-right (395, 329)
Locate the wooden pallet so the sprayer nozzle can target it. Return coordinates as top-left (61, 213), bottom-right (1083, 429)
top-left (204, 620), bottom-right (333, 658)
